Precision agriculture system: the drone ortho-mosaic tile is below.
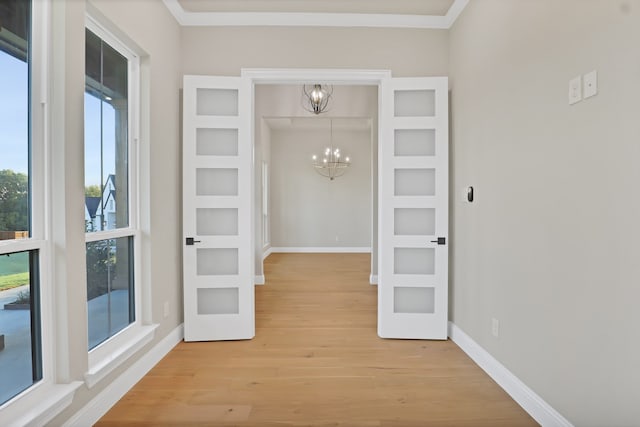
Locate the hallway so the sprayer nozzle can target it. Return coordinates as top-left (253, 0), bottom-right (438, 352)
top-left (97, 253), bottom-right (537, 426)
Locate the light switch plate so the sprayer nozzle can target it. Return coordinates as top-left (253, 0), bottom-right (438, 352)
top-left (583, 70), bottom-right (598, 99)
top-left (569, 75), bottom-right (582, 105)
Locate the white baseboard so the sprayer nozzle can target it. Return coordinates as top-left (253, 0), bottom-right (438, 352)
top-left (263, 246), bottom-right (273, 260)
top-left (63, 324), bottom-right (184, 427)
top-left (270, 247), bottom-right (371, 253)
top-left (254, 275), bottom-right (265, 285)
top-left (369, 274), bottom-right (378, 285)
top-left (448, 322), bottom-right (573, 427)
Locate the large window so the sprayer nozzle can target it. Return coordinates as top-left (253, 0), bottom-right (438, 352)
top-left (84, 26), bottom-right (137, 350)
top-left (0, 0), bottom-right (43, 406)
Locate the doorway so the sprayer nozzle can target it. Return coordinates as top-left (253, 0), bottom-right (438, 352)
top-left (253, 84), bottom-right (379, 286)
top-left (182, 69), bottom-right (449, 342)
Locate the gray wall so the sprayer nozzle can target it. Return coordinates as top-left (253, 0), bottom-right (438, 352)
top-left (254, 85), bottom-right (379, 277)
top-left (181, 26), bottom-right (449, 77)
top-left (270, 127), bottom-right (372, 248)
top-left (449, 1), bottom-right (640, 425)
top-left (50, 0), bottom-right (182, 423)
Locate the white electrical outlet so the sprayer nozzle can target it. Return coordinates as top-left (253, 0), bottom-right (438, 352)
top-left (491, 318), bottom-right (500, 337)
top-left (163, 301), bottom-right (169, 318)
top-left (583, 70), bottom-right (598, 99)
top-left (569, 75), bottom-right (582, 105)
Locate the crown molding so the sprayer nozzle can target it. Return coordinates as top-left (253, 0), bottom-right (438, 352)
top-left (163, 0), bottom-right (469, 29)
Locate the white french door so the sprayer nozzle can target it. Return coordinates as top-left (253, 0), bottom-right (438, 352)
top-left (378, 77), bottom-right (449, 339)
top-left (181, 70), bottom-right (448, 342)
top-left (182, 75), bottom-right (254, 341)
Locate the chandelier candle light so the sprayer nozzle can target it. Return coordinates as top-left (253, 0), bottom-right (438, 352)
top-left (312, 119), bottom-right (351, 181)
top-left (302, 84), bottom-right (333, 115)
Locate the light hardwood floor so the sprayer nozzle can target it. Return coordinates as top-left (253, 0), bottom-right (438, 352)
top-left (97, 253), bottom-right (538, 426)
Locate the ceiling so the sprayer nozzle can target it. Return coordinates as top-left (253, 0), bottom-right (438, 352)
top-left (177, 0), bottom-right (455, 16)
top-left (164, 0), bottom-right (469, 29)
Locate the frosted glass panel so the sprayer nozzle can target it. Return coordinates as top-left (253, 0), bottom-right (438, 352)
top-left (196, 208), bottom-right (238, 236)
top-left (395, 208), bottom-right (435, 236)
top-left (394, 169), bottom-right (435, 196)
top-left (395, 129), bottom-right (435, 156)
top-left (197, 288), bottom-right (239, 315)
top-left (196, 168), bottom-right (238, 196)
top-left (197, 248), bottom-right (239, 275)
top-left (196, 89), bottom-right (238, 116)
top-left (394, 248), bottom-right (435, 275)
top-left (196, 128), bottom-right (238, 156)
top-left (394, 287), bottom-right (435, 314)
top-left (394, 90), bottom-right (435, 117)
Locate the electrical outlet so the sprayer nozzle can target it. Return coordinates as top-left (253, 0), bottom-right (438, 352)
top-left (568, 75), bottom-right (582, 105)
top-left (491, 318), bottom-right (500, 337)
top-left (163, 301), bottom-right (169, 318)
top-left (583, 70), bottom-right (598, 99)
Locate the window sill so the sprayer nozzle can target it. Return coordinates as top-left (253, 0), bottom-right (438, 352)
top-left (85, 323), bottom-right (159, 389)
top-left (1, 381), bottom-right (83, 427)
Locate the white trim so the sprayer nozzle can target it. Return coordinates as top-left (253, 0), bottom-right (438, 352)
top-left (242, 68), bottom-right (391, 85)
top-left (3, 381), bottom-right (83, 427)
top-left (162, 0), bottom-right (468, 29)
top-left (0, 238), bottom-right (47, 255)
top-left (270, 247), bottom-right (371, 253)
top-left (448, 322), bottom-right (574, 427)
top-left (84, 228), bottom-right (137, 243)
top-left (369, 274), bottom-right (378, 285)
top-left (263, 246), bottom-right (273, 260)
top-left (84, 11), bottom-right (150, 386)
top-left (0, 1), bottom-right (59, 419)
top-left (254, 275), bottom-right (265, 285)
top-left (65, 324), bottom-right (184, 427)
top-left (444, 0), bottom-right (470, 28)
top-left (85, 324), bottom-right (159, 389)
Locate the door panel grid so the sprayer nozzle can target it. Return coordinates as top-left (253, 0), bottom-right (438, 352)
top-left (379, 77), bottom-right (449, 339)
top-left (183, 75), bottom-right (254, 342)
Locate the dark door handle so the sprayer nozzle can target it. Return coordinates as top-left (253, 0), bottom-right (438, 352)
top-left (185, 237), bottom-right (201, 246)
top-left (431, 237), bottom-right (446, 245)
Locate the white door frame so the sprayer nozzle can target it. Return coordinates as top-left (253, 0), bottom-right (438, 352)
top-left (243, 68), bottom-right (390, 287)
top-left (244, 68), bottom-right (449, 340)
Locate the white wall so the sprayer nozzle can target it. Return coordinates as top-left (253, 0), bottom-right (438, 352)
top-left (449, 1), bottom-right (640, 425)
top-left (270, 126), bottom-right (372, 249)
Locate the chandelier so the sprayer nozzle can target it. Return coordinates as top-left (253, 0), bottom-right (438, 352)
top-left (312, 119), bottom-right (351, 181)
top-left (302, 84), bottom-right (333, 115)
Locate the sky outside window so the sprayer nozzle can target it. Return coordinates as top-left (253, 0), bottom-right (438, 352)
top-left (0, 53), bottom-right (28, 174)
top-left (1, 53), bottom-right (109, 186)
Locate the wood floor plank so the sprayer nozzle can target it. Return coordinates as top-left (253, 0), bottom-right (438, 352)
top-left (96, 253), bottom-right (538, 426)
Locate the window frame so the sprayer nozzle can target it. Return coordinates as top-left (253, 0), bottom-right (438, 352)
top-left (0, 0), bottom-right (79, 416)
top-left (0, 0), bottom-right (44, 398)
top-left (83, 14), bottom-right (146, 379)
